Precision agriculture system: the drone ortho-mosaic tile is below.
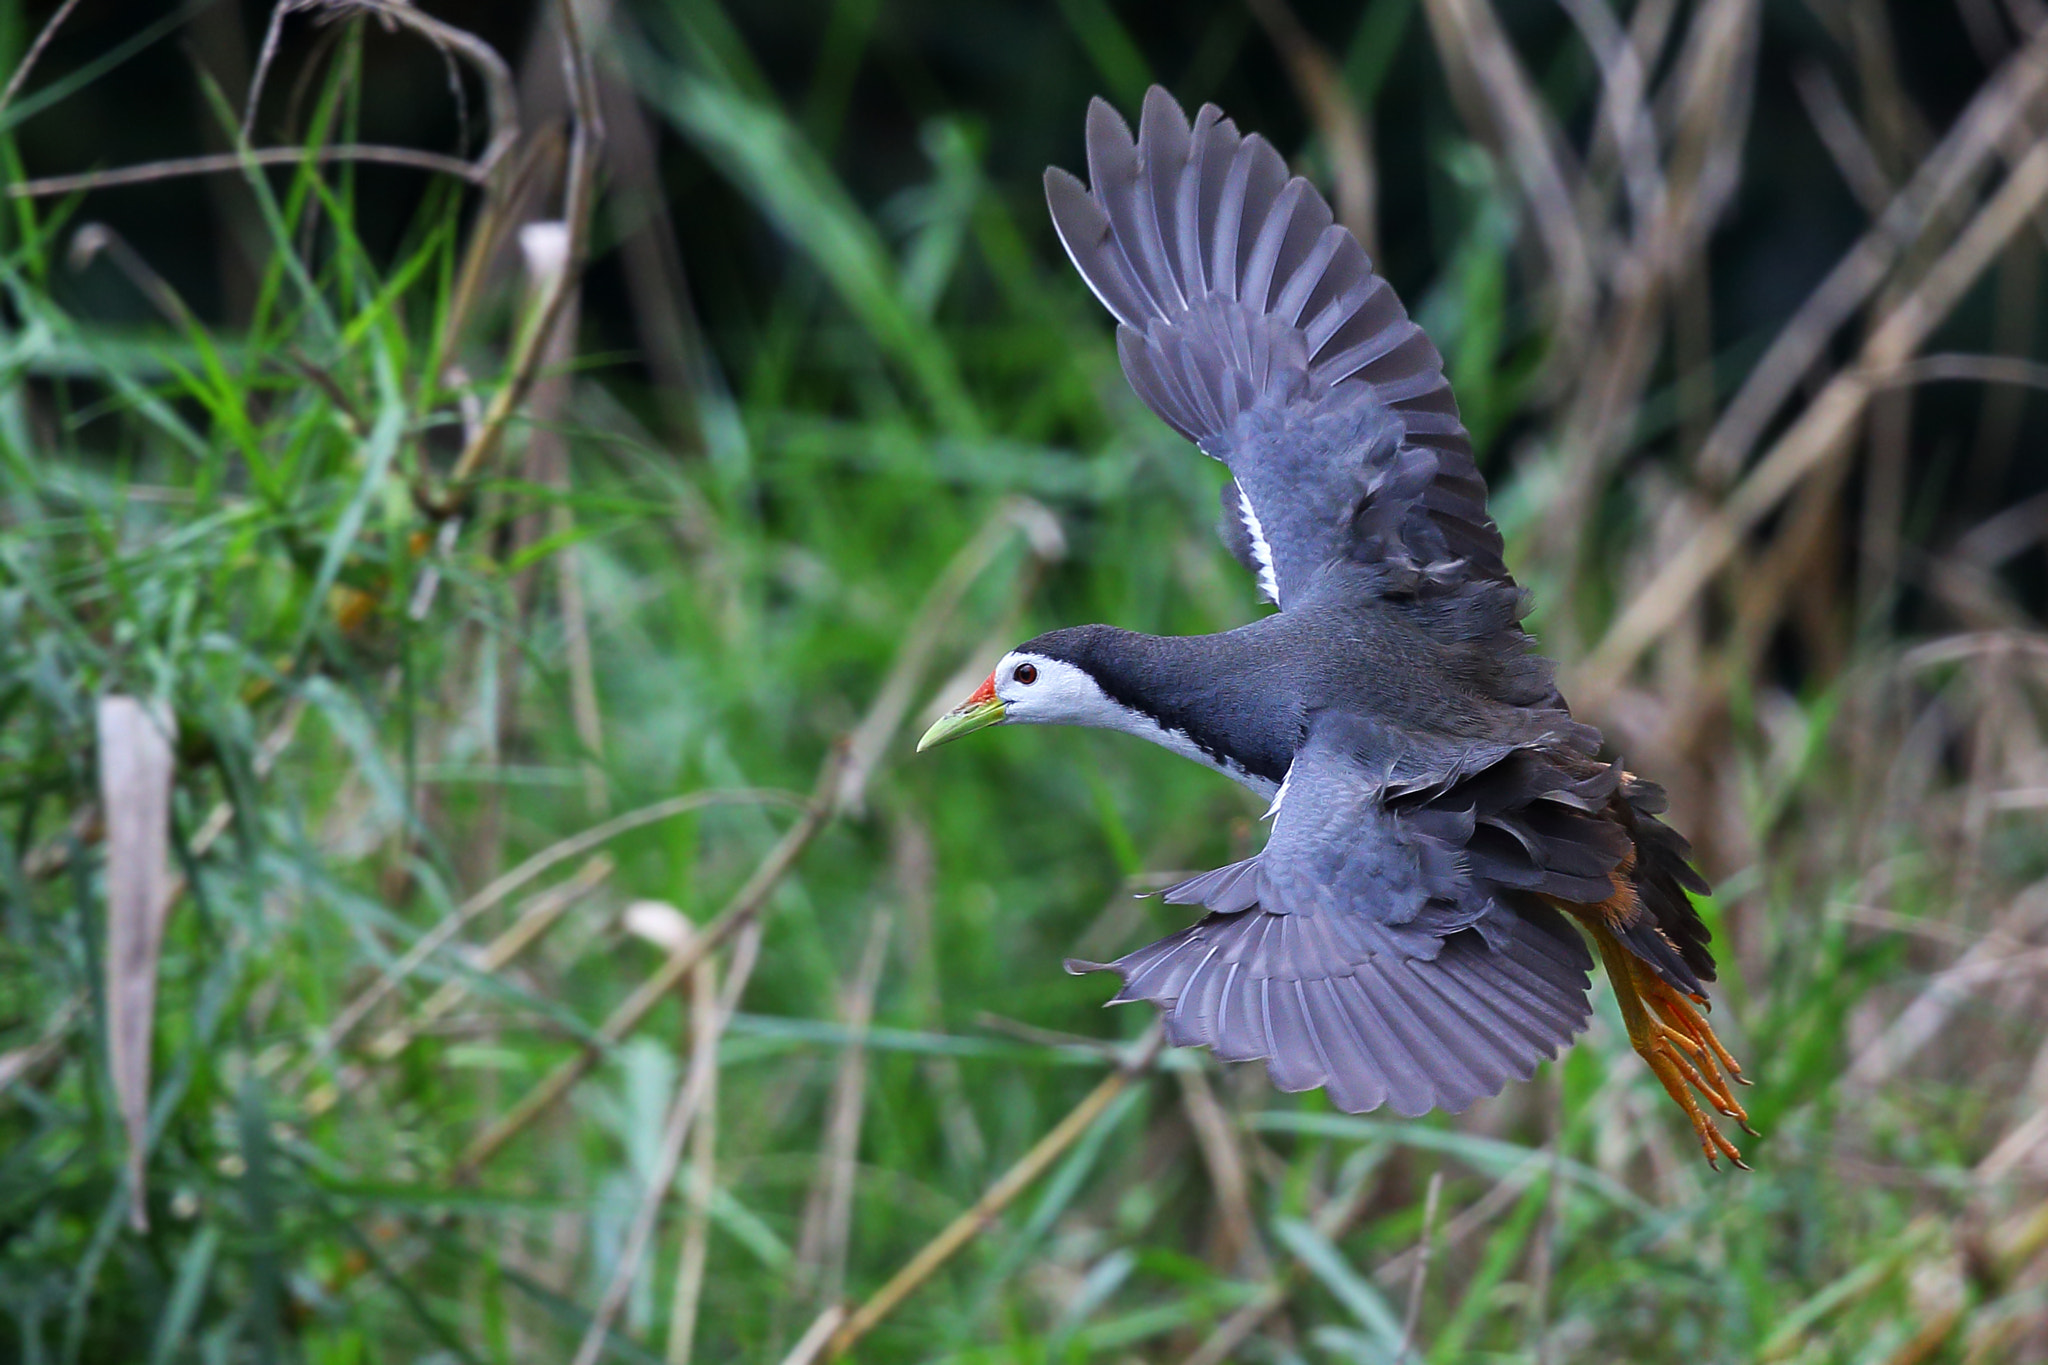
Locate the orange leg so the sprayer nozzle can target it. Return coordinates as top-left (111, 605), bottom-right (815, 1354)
top-left (1583, 921), bottom-right (1753, 1170)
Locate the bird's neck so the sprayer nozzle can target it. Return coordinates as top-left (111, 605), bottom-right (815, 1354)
top-left (1034, 624), bottom-right (1295, 795)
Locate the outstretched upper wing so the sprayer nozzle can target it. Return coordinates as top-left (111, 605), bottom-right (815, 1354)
top-left (1046, 87), bottom-right (1506, 606)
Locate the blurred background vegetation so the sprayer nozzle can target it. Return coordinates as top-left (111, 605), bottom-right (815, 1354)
top-left (5, 0), bottom-right (2048, 1360)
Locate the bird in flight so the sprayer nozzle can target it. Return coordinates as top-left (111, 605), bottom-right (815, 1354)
top-left (919, 87), bottom-right (1751, 1167)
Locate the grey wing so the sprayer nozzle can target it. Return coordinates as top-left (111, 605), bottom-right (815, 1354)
top-left (1047, 87), bottom-right (1506, 608)
top-left (1069, 715), bottom-right (1596, 1117)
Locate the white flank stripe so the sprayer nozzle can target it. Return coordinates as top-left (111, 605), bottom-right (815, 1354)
top-left (1238, 486), bottom-right (1280, 605)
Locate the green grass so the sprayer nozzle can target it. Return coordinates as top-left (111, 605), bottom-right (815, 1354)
top-left (5, 3), bottom-right (2048, 1363)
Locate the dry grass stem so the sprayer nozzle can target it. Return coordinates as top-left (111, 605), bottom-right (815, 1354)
top-left (0, 0), bottom-right (85, 115)
top-left (429, 0), bottom-right (600, 507)
top-left (1397, 1169), bottom-right (1445, 1359)
top-left (361, 854), bottom-right (613, 1065)
top-left (838, 497), bottom-right (1064, 813)
top-left (1178, 1152), bottom-right (1385, 1365)
top-left (250, 0), bottom-right (518, 179)
top-left (1585, 130), bottom-right (2048, 699)
top-left (461, 489), bottom-right (1054, 1178)
top-left (455, 757), bottom-right (843, 1178)
top-left (794, 904), bottom-right (893, 1309)
top-left (826, 1024), bottom-right (1167, 1357)
top-left (663, 946), bottom-right (721, 1365)
top-left (1175, 1066), bottom-right (1269, 1275)
top-left (778, 1307), bottom-right (848, 1365)
top-left (1420, 0), bottom-right (1596, 352)
top-left (571, 916), bottom-right (760, 1365)
top-left (7, 146), bottom-right (486, 199)
top-left (1695, 22), bottom-right (2048, 485)
top-left (295, 789), bottom-right (794, 1091)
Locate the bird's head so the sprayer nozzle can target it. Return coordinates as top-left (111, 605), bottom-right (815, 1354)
top-left (916, 643), bottom-right (1121, 751)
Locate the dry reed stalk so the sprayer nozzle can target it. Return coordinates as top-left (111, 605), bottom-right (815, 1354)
top-left (1396, 1170), bottom-right (1445, 1359)
top-left (512, 218), bottom-right (608, 816)
top-left (1796, 61), bottom-right (1896, 214)
top-left (1177, 1152), bottom-right (1386, 1365)
top-left (570, 918), bottom-right (762, 1365)
top-left (1694, 21), bottom-right (2048, 487)
top-left (0, 0), bottom-right (83, 115)
top-left (889, 813), bottom-right (987, 1170)
top-left (244, 0), bottom-right (518, 179)
top-left (793, 904), bottom-right (894, 1310)
top-left (1582, 130), bottom-right (2048, 703)
top-left (7, 146), bottom-right (489, 198)
top-left (352, 854), bottom-right (613, 1065)
top-left (1543, 0), bottom-right (1759, 579)
top-left (1175, 1066), bottom-right (1270, 1276)
top-left (1557, 0), bottom-right (1665, 235)
top-left (664, 946), bottom-right (720, 1365)
top-left (837, 497), bottom-right (1064, 814)
top-left (293, 789), bottom-right (795, 1092)
top-left (1420, 0), bottom-right (1596, 355)
top-left (428, 0), bottom-right (601, 509)
top-left (1247, 0), bottom-right (1377, 254)
top-left (593, 16), bottom-right (721, 440)
top-left (825, 1024), bottom-right (1167, 1358)
top-left (455, 758), bottom-right (842, 1178)
top-left (777, 1308), bottom-right (847, 1365)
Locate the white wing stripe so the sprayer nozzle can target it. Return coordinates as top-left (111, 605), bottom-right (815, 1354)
top-left (1238, 485), bottom-right (1280, 605)
top-left (1263, 761), bottom-right (1292, 820)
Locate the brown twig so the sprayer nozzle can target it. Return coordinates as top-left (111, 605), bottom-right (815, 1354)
top-left (825, 1024), bottom-right (1166, 1357)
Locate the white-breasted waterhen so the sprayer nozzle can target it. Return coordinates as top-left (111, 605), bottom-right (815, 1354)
top-left (920, 88), bottom-right (1751, 1167)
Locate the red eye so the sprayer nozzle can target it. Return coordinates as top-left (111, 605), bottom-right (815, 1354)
top-left (1013, 663), bottom-right (1037, 685)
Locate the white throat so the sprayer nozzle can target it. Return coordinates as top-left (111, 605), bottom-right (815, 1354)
top-left (989, 650), bottom-right (1278, 799)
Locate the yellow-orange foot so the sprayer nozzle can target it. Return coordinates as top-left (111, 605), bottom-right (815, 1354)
top-left (1587, 924), bottom-right (1755, 1169)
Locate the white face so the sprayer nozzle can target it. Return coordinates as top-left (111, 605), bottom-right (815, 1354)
top-left (987, 651), bottom-right (1124, 728)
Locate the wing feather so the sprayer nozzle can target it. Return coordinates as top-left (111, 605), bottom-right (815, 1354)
top-left (1073, 717), bottom-right (1600, 1116)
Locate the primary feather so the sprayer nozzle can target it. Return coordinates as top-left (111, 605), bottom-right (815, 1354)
top-left (1046, 86), bottom-right (1507, 602)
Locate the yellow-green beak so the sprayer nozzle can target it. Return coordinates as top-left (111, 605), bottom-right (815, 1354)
top-left (916, 696), bottom-right (1005, 751)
